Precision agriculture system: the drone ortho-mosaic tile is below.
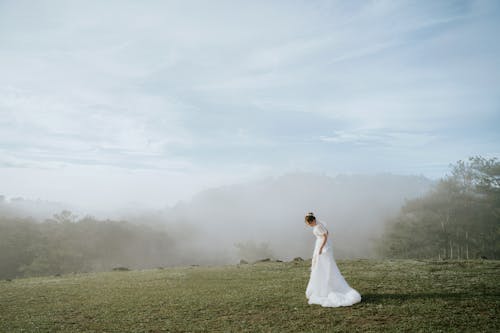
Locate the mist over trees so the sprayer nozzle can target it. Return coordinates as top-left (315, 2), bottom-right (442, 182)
top-left (0, 211), bottom-right (175, 279)
top-left (0, 195), bottom-right (73, 221)
top-left (1, 172), bottom-right (433, 279)
top-left (161, 172), bottom-right (433, 263)
top-left (4, 155), bottom-right (497, 280)
top-left (378, 156), bottom-right (500, 260)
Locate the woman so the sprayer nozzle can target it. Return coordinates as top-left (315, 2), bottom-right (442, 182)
top-left (305, 212), bottom-right (362, 307)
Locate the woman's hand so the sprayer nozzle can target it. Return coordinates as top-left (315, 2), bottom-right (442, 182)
top-left (319, 248), bottom-right (323, 255)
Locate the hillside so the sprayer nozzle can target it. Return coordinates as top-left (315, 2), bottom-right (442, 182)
top-left (1, 259), bottom-right (498, 332)
top-left (162, 172), bottom-right (434, 262)
top-left (1, 173), bottom-right (435, 269)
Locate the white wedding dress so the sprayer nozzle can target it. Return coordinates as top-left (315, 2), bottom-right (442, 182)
top-left (305, 221), bottom-right (362, 307)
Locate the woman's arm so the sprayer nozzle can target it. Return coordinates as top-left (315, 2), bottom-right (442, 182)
top-left (319, 231), bottom-right (328, 254)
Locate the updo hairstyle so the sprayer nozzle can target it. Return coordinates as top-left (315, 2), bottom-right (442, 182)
top-left (305, 212), bottom-right (316, 224)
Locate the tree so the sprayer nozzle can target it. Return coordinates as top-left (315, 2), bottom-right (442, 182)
top-left (0, 211), bottom-right (177, 279)
top-left (377, 156), bottom-right (500, 259)
top-left (234, 240), bottom-right (274, 262)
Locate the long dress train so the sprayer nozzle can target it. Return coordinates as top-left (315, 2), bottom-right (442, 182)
top-left (305, 221), bottom-right (362, 307)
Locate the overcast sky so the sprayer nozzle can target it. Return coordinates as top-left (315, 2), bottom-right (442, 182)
top-left (0, 0), bottom-right (499, 210)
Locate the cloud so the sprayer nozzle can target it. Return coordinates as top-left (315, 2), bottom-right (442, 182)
top-left (319, 129), bottom-right (438, 148)
top-left (0, 0), bottom-right (499, 208)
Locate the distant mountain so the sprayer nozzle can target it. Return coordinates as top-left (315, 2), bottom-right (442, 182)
top-left (162, 172), bottom-right (435, 263)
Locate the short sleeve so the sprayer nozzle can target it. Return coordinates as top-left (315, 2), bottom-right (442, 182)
top-left (316, 223), bottom-right (327, 236)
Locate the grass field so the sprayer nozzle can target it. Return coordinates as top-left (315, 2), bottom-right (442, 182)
top-left (0, 259), bottom-right (498, 332)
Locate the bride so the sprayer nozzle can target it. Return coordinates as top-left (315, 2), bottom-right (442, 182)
top-left (304, 212), bottom-right (362, 307)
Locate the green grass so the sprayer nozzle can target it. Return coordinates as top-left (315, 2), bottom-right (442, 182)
top-left (0, 259), bottom-right (499, 332)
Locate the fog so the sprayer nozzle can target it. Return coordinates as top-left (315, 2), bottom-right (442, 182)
top-left (0, 172), bottom-right (433, 266)
top-left (159, 172), bottom-right (433, 263)
top-left (1, 1), bottom-right (498, 275)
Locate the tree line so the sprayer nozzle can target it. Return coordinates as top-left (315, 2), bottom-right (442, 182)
top-left (2, 156), bottom-right (497, 279)
top-left (0, 211), bottom-right (175, 279)
top-left (377, 156), bottom-right (499, 260)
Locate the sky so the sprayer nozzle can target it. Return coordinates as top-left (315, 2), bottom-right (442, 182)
top-left (0, 0), bottom-right (499, 210)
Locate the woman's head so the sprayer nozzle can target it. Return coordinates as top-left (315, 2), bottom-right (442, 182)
top-left (305, 212), bottom-right (316, 226)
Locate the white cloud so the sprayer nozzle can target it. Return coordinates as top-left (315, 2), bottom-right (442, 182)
top-left (319, 129), bottom-right (438, 148)
top-left (0, 0), bottom-right (498, 209)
